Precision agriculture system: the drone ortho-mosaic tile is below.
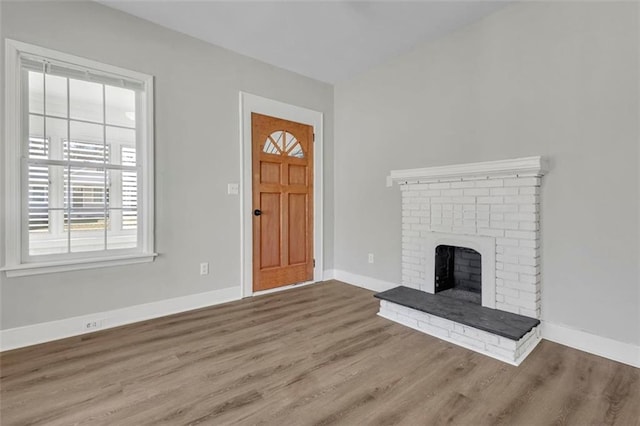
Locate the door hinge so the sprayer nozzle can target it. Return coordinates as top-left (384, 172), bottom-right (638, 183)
top-left (313, 133), bottom-right (315, 142)
top-left (313, 259), bottom-right (316, 267)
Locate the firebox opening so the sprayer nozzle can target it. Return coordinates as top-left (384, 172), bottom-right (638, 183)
top-left (434, 245), bottom-right (481, 304)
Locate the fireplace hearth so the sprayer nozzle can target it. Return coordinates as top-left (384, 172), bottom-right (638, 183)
top-left (382, 156), bottom-right (548, 365)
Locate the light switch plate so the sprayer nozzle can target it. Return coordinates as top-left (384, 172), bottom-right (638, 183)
top-left (227, 183), bottom-right (239, 195)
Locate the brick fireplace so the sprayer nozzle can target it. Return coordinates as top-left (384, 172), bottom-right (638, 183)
top-left (379, 157), bottom-right (548, 365)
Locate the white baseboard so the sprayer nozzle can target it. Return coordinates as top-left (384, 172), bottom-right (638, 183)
top-left (333, 269), bottom-right (396, 293)
top-left (333, 270), bottom-right (640, 368)
top-left (323, 269), bottom-right (336, 280)
top-left (0, 286), bottom-right (241, 352)
top-left (542, 321), bottom-right (640, 368)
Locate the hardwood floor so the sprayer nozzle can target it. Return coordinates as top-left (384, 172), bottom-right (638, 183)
top-left (1, 280), bottom-right (638, 425)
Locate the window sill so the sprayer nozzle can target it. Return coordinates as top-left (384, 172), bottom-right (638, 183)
top-left (1, 253), bottom-right (158, 278)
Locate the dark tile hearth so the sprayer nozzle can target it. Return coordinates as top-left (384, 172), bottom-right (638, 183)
top-left (375, 286), bottom-right (540, 341)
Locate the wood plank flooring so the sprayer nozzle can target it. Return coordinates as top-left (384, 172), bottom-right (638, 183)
top-left (1, 280), bottom-right (638, 425)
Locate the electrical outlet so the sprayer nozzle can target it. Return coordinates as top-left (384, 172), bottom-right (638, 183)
top-left (83, 319), bottom-right (104, 332)
top-left (368, 253), bottom-right (374, 264)
top-left (200, 262), bottom-right (209, 275)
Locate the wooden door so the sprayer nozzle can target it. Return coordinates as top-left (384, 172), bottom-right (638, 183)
top-left (252, 113), bottom-right (314, 292)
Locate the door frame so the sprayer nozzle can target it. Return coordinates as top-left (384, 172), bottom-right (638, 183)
top-left (239, 92), bottom-right (323, 298)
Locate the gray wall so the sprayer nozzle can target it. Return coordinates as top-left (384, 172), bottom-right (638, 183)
top-left (0, 1), bottom-right (334, 329)
top-left (334, 2), bottom-right (639, 345)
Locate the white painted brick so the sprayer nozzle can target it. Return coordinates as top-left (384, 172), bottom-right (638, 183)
top-left (486, 344), bottom-right (516, 361)
top-left (441, 189), bottom-right (463, 197)
top-left (452, 196), bottom-right (475, 204)
top-left (432, 197), bottom-right (453, 204)
top-left (490, 204), bottom-right (519, 213)
top-left (476, 220), bottom-right (490, 228)
top-left (424, 316), bottom-right (451, 331)
top-left (396, 313), bottom-right (419, 328)
top-left (402, 256), bottom-right (421, 265)
top-left (519, 186), bottom-right (540, 195)
top-left (477, 228), bottom-right (504, 238)
top-left (474, 179), bottom-right (503, 188)
top-left (490, 221), bottom-right (519, 230)
top-left (402, 231), bottom-right (420, 238)
top-left (429, 182), bottom-right (451, 189)
top-left (504, 263), bottom-right (539, 275)
top-left (505, 195), bottom-right (539, 205)
top-left (496, 287), bottom-right (520, 297)
top-left (421, 189), bottom-right (442, 197)
top-left (477, 196), bottom-right (504, 204)
top-left (451, 181), bottom-right (476, 189)
top-left (505, 230), bottom-right (537, 240)
top-left (476, 204), bottom-right (490, 211)
top-left (449, 332), bottom-right (486, 350)
top-left (504, 213), bottom-right (539, 222)
top-left (519, 222), bottom-right (539, 231)
top-left (519, 204), bottom-right (540, 213)
top-left (496, 294), bottom-right (505, 303)
top-left (519, 308), bottom-right (539, 318)
top-left (490, 187), bottom-right (519, 196)
top-left (463, 188), bottom-right (490, 196)
top-left (418, 321), bottom-right (451, 339)
top-left (496, 262), bottom-right (504, 270)
top-left (519, 239), bottom-right (540, 249)
top-left (496, 237), bottom-right (519, 247)
top-left (475, 329), bottom-right (500, 345)
top-left (452, 227), bottom-right (476, 235)
top-left (496, 270), bottom-right (519, 280)
top-left (517, 291), bottom-right (540, 303)
top-left (497, 254), bottom-right (519, 264)
top-left (504, 177), bottom-right (540, 187)
top-left (496, 336), bottom-right (518, 350)
top-left (496, 302), bottom-right (519, 315)
top-left (505, 296), bottom-right (537, 311)
top-left (518, 256), bottom-right (539, 266)
top-left (519, 273), bottom-right (540, 284)
top-left (503, 280), bottom-right (537, 292)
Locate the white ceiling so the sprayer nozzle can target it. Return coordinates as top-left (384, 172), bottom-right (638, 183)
top-left (99, 1), bottom-right (508, 84)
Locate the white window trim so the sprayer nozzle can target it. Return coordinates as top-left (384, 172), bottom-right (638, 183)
top-left (2, 39), bottom-right (156, 277)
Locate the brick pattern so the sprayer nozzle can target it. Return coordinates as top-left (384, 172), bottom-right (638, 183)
top-left (401, 176), bottom-right (541, 318)
top-left (453, 247), bottom-right (481, 290)
top-left (379, 300), bottom-right (541, 365)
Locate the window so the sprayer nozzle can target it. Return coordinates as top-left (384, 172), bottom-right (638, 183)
top-left (3, 40), bottom-right (155, 277)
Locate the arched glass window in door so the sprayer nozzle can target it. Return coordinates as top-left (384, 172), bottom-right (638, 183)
top-left (263, 130), bottom-right (304, 158)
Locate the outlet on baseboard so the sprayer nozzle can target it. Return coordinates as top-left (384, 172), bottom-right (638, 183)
top-left (200, 262), bottom-right (209, 275)
top-left (82, 319), bottom-right (104, 332)
top-left (368, 253), bottom-right (374, 264)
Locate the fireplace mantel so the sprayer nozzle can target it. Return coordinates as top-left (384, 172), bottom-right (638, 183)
top-left (386, 156), bottom-right (548, 187)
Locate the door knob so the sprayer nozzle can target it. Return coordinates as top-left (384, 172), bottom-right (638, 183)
top-left (254, 209), bottom-right (262, 216)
